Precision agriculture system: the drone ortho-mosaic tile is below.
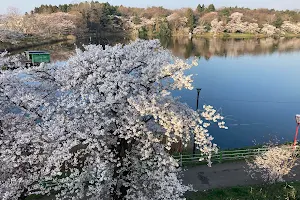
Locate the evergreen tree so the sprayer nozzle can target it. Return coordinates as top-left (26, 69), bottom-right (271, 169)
top-left (186, 8), bottom-right (195, 32)
top-left (138, 26), bottom-right (148, 38)
top-left (220, 8), bottom-right (230, 17)
top-left (273, 16), bottom-right (283, 28)
top-left (207, 4), bottom-right (216, 12)
top-left (196, 4), bottom-right (205, 13)
top-left (133, 15), bottom-right (141, 25)
top-left (59, 4), bottom-right (69, 12)
top-left (158, 18), bottom-right (171, 37)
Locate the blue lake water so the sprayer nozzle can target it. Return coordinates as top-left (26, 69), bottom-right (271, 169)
top-left (171, 45), bottom-right (300, 149)
top-left (26, 37), bottom-right (300, 149)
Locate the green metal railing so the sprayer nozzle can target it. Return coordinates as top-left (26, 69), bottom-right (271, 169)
top-left (173, 145), bottom-right (299, 166)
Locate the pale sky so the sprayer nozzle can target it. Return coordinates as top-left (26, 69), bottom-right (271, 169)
top-left (0, 0), bottom-right (299, 14)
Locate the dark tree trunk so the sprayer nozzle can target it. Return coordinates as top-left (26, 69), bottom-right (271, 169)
top-left (18, 188), bottom-right (28, 200)
top-left (111, 138), bottom-right (131, 200)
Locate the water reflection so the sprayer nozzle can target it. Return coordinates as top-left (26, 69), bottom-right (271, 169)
top-left (11, 34), bottom-right (131, 62)
top-left (14, 36), bottom-right (300, 61)
top-left (11, 40), bottom-right (76, 62)
top-left (163, 37), bottom-right (300, 59)
top-left (172, 49), bottom-right (300, 149)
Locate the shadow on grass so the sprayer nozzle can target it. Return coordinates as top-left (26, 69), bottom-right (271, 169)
top-left (185, 181), bottom-right (300, 200)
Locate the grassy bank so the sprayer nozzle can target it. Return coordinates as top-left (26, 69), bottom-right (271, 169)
top-left (172, 142), bottom-right (295, 167)
top-left (174, 32), bottom-right (300, 39)
top-left (185, 181), bottom-right (300, 200)
top-left (136, 31), bottom-right (300, 40)
top-left (0, 35), bottom-right (74, 52)
top-left (282, 33), bottom-right (300, 38)
top-left (170, 32), bottom-right (265, 39)
top-left (221, 33), bottom-right (267, 39)
top-left (193, 32), bottom-right (268, 39)
top-left (173, 141), bottom-right (294, 156)
top-left (26, 181), bottom-right (300, 200)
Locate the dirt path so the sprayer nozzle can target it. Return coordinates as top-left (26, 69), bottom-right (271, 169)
top-left (182, 160), bottom-right (300, 191)
top-left (28, 161), bottom-right (300, 199)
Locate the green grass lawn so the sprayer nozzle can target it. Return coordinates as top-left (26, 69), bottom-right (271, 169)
top-left (25, 182), bottom-right (300, 200)
top-left (185, 181), bottom-right (300, 200)
top-left (172, 142), bottom-right (296, 167)
top-left (193, 32), bottom-right (300, 39)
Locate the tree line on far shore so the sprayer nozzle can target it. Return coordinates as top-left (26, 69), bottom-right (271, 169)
top-left (1, 2), bottom-right (300, 44)
top-left (29, 2), bottom-right (300, 37)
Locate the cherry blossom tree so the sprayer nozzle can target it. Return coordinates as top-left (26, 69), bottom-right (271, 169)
top-left (1, 12), bottom-right (82, 38)
top-left (225, 12), bottom-right (247, 33)
top-left (0, 51), bottom-right (23, 69)
top-left (261, 24), bottom-right (279, 37)
top-left (245, 23), bottom-right (260, 34)
top-left (225, 12), bottom-right (260, 34)
top-left (210, 19), bottom-right (224, 35)
top-left (193, 25), bottom-right (207, 35)
top-left (0, 40), bottom-right (226, 200)
top-left (2, 9), bottom-right (24, 33)
top-left (247, 145), bottom-right (298, 183)
top-left (0, 29), bottom-right (25, 44)
top-left (193, 18), bottom-right (207, 35)
top-left (281, 21), bottom-right (300, 34)
top-left (167, 13), bottom-right (187, 32)
top-left (33, 12), bottom-right (77, 36)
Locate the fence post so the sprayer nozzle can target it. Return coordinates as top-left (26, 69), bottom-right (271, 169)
top-left (180, 153), bottom-right (182, 166)
top-left (247, 149), bottom-right (251, 158)
top-left (219, 151), bottom-right (223, 163)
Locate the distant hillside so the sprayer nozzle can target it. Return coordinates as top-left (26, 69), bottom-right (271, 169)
top-left (30, 3), bottom-right (300, 37)
top-left (1, 2), bottom-right (300, 45)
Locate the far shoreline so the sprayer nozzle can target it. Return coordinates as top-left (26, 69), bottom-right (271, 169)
top-left (2, 32), bottom-right (300, 53)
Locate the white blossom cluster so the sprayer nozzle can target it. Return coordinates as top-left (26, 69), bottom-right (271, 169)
top-left (1, 12), bottom-right (79, 38)
top-left (193, 26), bottom-right (207, 35)
top-left (0, 40), bottom-right (226, 200)
top-left (210, 19), bottom-right (225, 35)
top-left (0, 51), bottom-right (23, 70)
top-left (208, 13), bottom-right (300, 37)
top-left (281, 21), bottom-right (300, 34)
top-left (225, 12), bottom-right (260, 34)
top-left (245, 23), bottom-right (260, 34)
top-left (225, 12), bottom-right (247, 33)
top-left (261, 24), bottom-right (279, 37)
top-left (246, 145), bottom-right (298, 183)
top-left (0, 29), bottom-right (25, 44)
